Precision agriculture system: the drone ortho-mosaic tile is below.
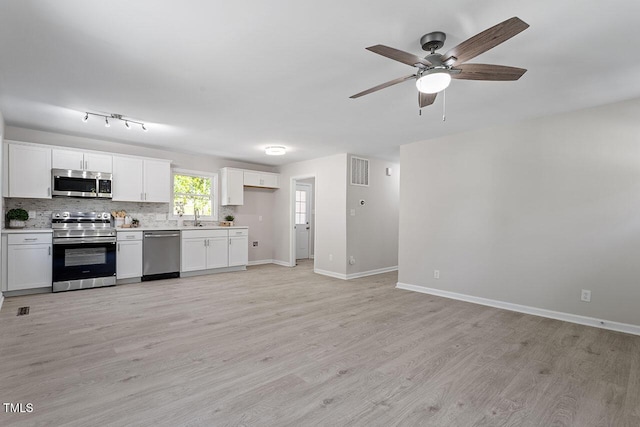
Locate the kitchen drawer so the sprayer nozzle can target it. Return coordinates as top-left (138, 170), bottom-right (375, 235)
top-left (117, 231), bottom-right (143, 241)
top-left (8, 233), bottom-right (52, 245)
top-left (181, 229), bottom-right (228, 239)
top-left (229, 228), bottom-right (248, 237)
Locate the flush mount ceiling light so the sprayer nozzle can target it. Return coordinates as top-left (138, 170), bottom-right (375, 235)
top-left (265, 146), bottom-right (286, 156)
top-left (415, 68), bottom-right (452, 94)
top-left (83, 112), bottom-right (148, 132)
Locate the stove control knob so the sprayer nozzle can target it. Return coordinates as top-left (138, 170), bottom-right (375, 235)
top-left (62, 213), bottom-right (69, 217)
top-left (54, 213), bottom-right (60, 218)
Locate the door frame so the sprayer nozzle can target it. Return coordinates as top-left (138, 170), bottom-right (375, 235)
top-left (294, 182), bottom-right (312, 260)
top-left (289, 175), bottom-right (316, 268)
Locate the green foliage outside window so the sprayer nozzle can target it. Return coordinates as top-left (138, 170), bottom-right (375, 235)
top-left (173, 174), bottom-right (212, 216)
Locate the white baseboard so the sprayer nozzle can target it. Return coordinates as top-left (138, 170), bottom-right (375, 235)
top-left (314, 268), bottom-right (347, 280)
top-left (315, 266), bottom-right (399, 281)
top-left (247, 259), bottom-right (274, 266)
top-left (0, 294), bottom-right (4, 313)
top-left (396, 282), bottom-right (640, 336)
top-left (310, 254), bottom-right (315, 259)
top-left (272, 260), bottom-right (292, 267)
top-left (346, 265), bottom-right (398, 280)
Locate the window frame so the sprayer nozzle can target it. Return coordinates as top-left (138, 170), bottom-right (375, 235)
top-left (170, 168), bottom-right (219, 221)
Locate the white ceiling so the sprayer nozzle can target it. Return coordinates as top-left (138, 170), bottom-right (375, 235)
top-left (1, 1), bottom-right (640, 166)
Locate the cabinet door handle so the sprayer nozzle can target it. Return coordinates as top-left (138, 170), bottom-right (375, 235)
top-left (126, 235), bottom-right (135, 239)
top-left (118, 243), bottom-right (121, 251)
top-left (85, 160), bottom-right (88, 170)
top-left (48, 246), bottom-right (51, 255)
top-left (81, 160), bottom-right (84, 169)
top-left (47, 187), bottom-right (51, 197)
top-left (24, 238), bottom-right (38, 241)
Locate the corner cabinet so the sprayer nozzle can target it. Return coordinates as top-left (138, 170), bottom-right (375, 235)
top-left (220, 168), bottom-right (244, 205)
top-left (112, 156), bottom-right (171, 202)
top-left (180, 228), bottom-right (247, 275)
top-left (6, 143), bottom-right (52, 199)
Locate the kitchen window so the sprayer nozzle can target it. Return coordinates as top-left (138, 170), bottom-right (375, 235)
top-left (171, 169), bottom-right (218, 220)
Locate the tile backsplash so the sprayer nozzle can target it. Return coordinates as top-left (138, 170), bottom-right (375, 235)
top-left (3, 198), bottom-right (236, 229)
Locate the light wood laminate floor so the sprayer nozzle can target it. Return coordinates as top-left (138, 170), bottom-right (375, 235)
top-left (1, 260), bottom-right (639, 426)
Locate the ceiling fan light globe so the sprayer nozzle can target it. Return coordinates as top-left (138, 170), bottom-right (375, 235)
top-left (416, 72), bottom-right (451, 94)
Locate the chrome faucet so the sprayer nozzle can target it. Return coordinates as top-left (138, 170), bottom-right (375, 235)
top-left (194, 208), bottom-right (200, 227)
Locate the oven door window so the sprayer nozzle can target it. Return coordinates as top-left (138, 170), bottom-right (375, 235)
top-left (53, 242), bottom-right (116, 282)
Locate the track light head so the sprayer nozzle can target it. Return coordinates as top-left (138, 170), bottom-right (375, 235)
top-left (125, 121), bottom-right (130, 129)
top-left (105, 117), bottom-right (110, 128)
top-left (83, 113), bottom-right (88, 122)
top-left (142, 124), bottom-right (148, 132)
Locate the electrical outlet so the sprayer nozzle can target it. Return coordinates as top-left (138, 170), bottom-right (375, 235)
top-left (258, 215), bottom-right (263, 221)
top-left (349, 256), bottom-right (356, 265)
top-left (252, 241), bottom-right (258, 247)
top-left (581, 289), bottom-right (591, 302)
top-left (434, 270), bottom-right (440, 279)
top-left (350, 209), bottom-right (356, 216)
top-left (329, 254), bottom-right (333, 261)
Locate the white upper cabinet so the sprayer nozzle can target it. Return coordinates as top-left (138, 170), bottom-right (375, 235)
top-left (143, 159), bottom-right (171, 203)
top-left (112, 156), bottom-right (143, 202)
top-left (52, 149), bottom-right (112, 173)
top-left (220, 167), bottom-right (244, 205)
top-left (243, 171), bottom-right (279, 188)
top-left (7, 143), bottom-right (52, 199)
top-left (112, 156), bottom-right (170, 202)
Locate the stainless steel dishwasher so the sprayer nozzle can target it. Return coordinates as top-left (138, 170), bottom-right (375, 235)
top-left (142, 231), bottom-right (181, 281)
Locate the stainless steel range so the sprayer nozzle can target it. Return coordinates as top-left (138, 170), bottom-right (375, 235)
top-left (52, 211), bottom-right (116, 292)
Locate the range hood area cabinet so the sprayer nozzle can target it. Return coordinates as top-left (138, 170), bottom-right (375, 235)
top-left (52, 148), bottom-right (112, 173)
top-left (112, 156), bottom-right (171, 203)
top-left (220, 167), bottom-right (280, 206)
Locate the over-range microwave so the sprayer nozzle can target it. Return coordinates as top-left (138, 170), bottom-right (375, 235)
top-left (51, 169), bottom-right (112, 198)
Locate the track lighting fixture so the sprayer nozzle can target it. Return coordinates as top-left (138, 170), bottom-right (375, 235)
top-left (82, 112), bottom-right (148, 132)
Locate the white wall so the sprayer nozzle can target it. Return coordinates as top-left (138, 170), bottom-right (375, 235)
top-left (346, 156), bottom-right (399, 276)
top-left (398, 97), bottom-right (640, 327)
top-left (273, 154), bottom-right (348, 276)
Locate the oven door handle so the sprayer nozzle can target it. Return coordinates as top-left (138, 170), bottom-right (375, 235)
top-left (53, 238), bottom-right (117, 245)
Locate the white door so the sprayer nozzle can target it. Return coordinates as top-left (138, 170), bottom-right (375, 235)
top-left (116, 241), bottom-right (143, 279)
top-left (85, 153), bottom-right (113, 173)
top-left (7, 244), bottom-right (52, 291)
top-left (180, 238), bottom-right (207, 272)
top-left (9, 144), bottom-right (52, 199)
top-left (228, 235), bottom-right (248, 266)
top-left (295, 183), bottom-right (311, 260)
top-left (52, 149), bottom-right (84, 170)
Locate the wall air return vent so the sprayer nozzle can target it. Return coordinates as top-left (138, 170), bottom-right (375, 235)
top-left (350, 156), bottom-right (369, 186)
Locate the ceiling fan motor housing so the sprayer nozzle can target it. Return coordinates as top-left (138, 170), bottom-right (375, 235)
top-left (420, 31), bottom-right (446, 52)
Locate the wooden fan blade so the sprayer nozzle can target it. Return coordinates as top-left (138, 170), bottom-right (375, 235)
top-left (419, 92), bottom-right (437, 108)
top-left (451, 64), bottom-right (527, 81)
top-left (366, 45), bottom-right (432, 68)
top-left (441, 17), bottom-right (529, 66)
top-left (350, 74), bottom-right (416, 99)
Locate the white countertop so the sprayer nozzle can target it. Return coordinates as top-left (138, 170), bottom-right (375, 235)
top-left (115, 226), bottom-right (248, 232)
top-left (2, 228), bottom-right (53, 234)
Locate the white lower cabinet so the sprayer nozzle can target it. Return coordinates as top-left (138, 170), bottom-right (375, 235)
top-left (116, 231), bottom-right (143, 280)
top-left (6, 233), bottom-right (52, 291)
top-left (229, 229), bottom-right (249, 266)
top-left (181, 228), bottom-right (247, 273)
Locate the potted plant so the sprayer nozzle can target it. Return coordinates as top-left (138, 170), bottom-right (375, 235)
top-left (221, 215), bottom-right (235, 227)
top-left (6, 208), bottom-right (29, 228)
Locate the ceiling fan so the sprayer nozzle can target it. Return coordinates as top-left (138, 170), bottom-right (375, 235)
top-left (350, 17), bottom-right (529, 108)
